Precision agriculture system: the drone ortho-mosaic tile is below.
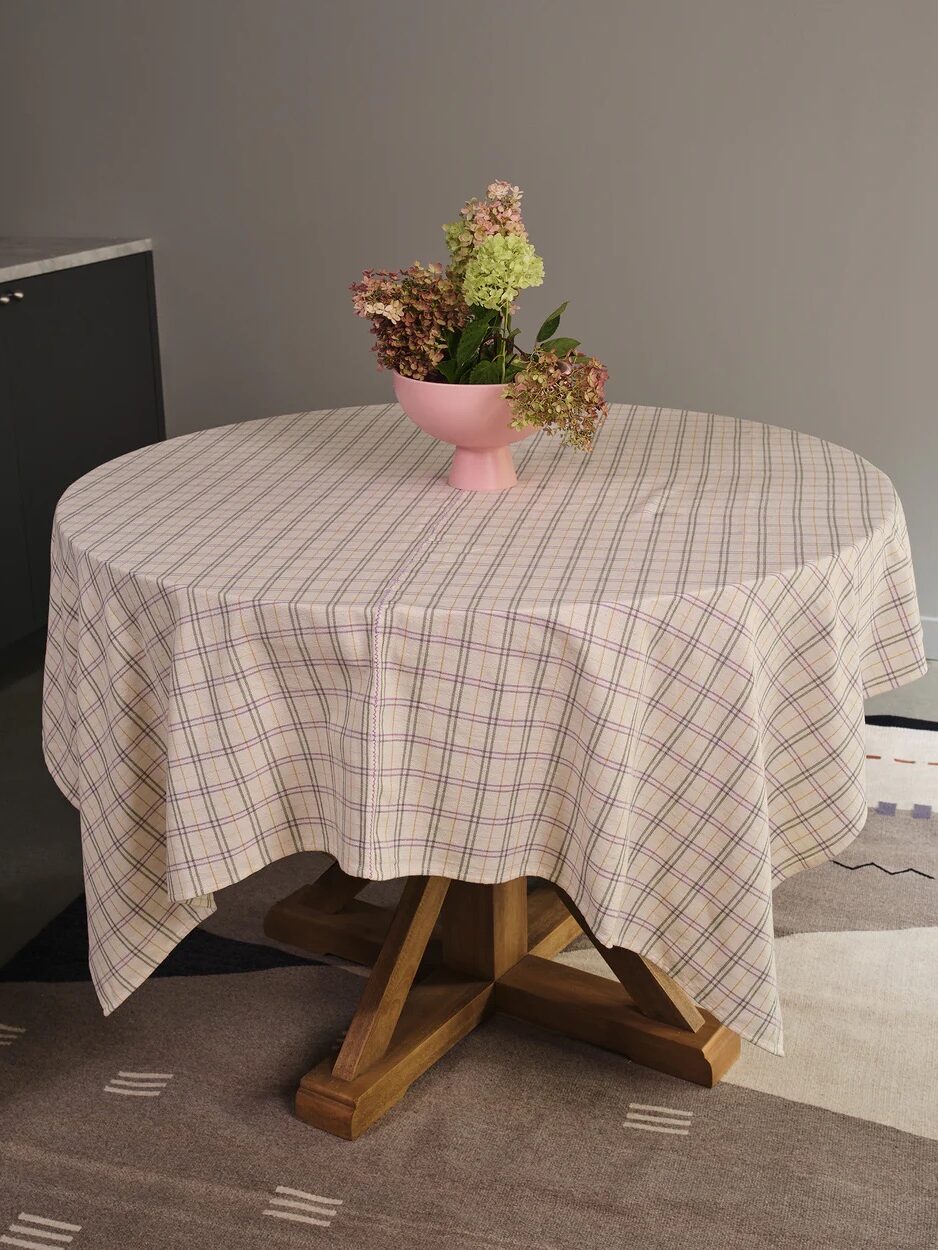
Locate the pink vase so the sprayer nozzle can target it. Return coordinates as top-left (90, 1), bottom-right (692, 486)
top-left (392, 371), bottom-right (535, 491)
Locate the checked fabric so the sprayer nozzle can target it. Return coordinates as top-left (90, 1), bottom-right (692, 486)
top-left (42, 404), bottom-right (926, 1051)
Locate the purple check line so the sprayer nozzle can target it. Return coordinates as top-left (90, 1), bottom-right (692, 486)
top-left (156, 650), bottom-right (761, 745)
top-left (143, 793), bottom-right (772, 971)
top-left (379, 658), bottom-right (751, 723)
top-left (762, 747), bottom-right (867, 844)
top-left (68, 590), bottom-right (865, 776)
top-left (165, 675), bottom-right (375, 705)
top-left (115, 725), bottom-right (780, 900)
top-left (150, 808), bottom-right (594, 877)
top-left (379, 716), bottom-right (766, 796)
top-left (85, 847), bottom-right (190, 923)
top-left (151, 702), bottom-right (764, 814)
top-left (162, 745), bottom-right (360, 781)
top-left (465, 603), bottom-right (758, 682)
top-left (620, 870), bottom-right (775, 955)
top-left (609, 888), bottom-right (771, 960)
top-left (171, 596), bottom-right (757, 683)
top-left (93, 892), bottom-right (215, 975)
top-left (163, 769), bottom-right (621, 816)
top-left (169, 618), bottom-right (372, 653)
top-left (768, 820), bottom-right (871, 890)
top-left (151, 800), bottom-right (612, 887)
top-left (750, 661), bottom-right (864, 732)
top-left (624, 848), bottom-right (773, 960)
top-left (153, 773), bottom-right (627, 850)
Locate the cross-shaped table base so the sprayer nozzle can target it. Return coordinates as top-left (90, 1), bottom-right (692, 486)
top-left (264, 865), bottom-right (740, 1139)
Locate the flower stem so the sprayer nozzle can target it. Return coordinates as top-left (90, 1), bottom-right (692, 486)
top-left (500, 307), bottom-right (511, 383)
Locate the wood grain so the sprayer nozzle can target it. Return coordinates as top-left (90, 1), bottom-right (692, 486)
top-left (263, 886), bottom-right (396, 964)
top-left (332, 877), bottom-right (450, 1080)
top-left (283, 874), bottom-right (739, 1139)
top-left (599, 948), bottom-right (705, 1032)
top-left (296, 971), bottom-right (493, 1139)
top-left (560, 892), bottom-right (705, 1031)
top-left (526, 885), bottom-right (581, 958)
top-left (495, 955), bottom-right (739, 1087)
top-left (443, 878), bottom-right (528, 979)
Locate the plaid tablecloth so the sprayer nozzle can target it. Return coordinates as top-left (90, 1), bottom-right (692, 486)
top-left (43, 404), bottom-right (926, 1052)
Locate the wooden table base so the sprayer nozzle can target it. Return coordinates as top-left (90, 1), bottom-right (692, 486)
top-left (264, 866), bottom-right (740, 1139)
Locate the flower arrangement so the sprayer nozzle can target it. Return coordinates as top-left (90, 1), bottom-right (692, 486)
top-left (351, 181), bottom-right (609, 452)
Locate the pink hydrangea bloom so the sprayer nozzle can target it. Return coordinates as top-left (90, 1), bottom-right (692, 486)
top-left (444, 181), bottom-right (529, 278)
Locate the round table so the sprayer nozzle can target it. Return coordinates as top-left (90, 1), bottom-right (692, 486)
top-left (43, 403), bottom-right (925, 1136)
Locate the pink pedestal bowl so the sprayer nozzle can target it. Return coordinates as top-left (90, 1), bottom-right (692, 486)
top-left (392, 371), bottom-right (535, 491)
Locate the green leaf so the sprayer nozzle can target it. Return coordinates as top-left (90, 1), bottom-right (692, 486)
top-left (539, 336), bottom-right (580, 356)
top-left (436, 359), bottom-right (460, 383)
top-left (535, 301), bottom-right (568, 343)
top-left (468, 360), bottom-right (501, 384)
top-left (457, 315), bottom-right (494, 368)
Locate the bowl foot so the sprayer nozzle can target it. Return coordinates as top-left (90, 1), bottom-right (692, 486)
top-left (449, 446), bottom-right (517, 491)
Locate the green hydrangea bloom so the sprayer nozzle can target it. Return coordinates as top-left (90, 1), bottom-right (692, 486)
top-left (443, 221), bottom-right (465, 257)
top-left (462, 234), bottom-right (544, 309)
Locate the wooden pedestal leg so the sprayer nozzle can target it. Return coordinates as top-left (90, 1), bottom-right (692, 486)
top-left (525, 884), bottom-right (582, 957)
top-left (495, 891), bottom-right (739, 1086)
top-left (332, 877), bottom-right (450, 1080)
top-left (295, 877), bottom-right (494, 1139)
top-left (442, 879), bottom-right (529, 978)
top-left (283, 871), bottom-right (739, 1139)
top-left (263, 861), bottom-right (579, 967)
top-left (559, 892), bottom-right (704, 1031)
top-left (299, 862), bottom-right (369, 915)
top-left (263, 861), bottom-right (421, 965)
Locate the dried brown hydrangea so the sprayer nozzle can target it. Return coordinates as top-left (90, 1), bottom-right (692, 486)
top-left (506, 350), bottom-right (609, 452)
top-left (351, 262), bottom-right (469, 379)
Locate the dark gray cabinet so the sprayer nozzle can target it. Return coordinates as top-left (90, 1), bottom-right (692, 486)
top-left (0, 252), bottom-right (164, 646)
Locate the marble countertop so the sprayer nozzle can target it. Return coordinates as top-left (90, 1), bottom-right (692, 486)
top-left (0, 237), bottom-right (152, 283)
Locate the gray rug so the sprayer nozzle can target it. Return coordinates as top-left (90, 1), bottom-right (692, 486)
top-left (1, 809), bottom-right (936, 1249)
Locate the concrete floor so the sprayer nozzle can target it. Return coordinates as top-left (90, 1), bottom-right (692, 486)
top-left (0, 638), bottom-right (934, 967)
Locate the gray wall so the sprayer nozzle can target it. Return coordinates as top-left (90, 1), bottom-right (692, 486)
top-left (1, 0), bottom-right (936, 639)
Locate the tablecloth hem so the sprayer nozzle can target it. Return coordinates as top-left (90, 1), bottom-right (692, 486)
top-left (93, 895), bottom-right (218, 1017)
top-left (157, 833), bottom-right (789, 1052)
top-left (861, 651), bottom-right (929, 701)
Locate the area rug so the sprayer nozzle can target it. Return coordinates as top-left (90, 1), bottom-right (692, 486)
top-left (1, 723), bottom-right (936, 1249)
